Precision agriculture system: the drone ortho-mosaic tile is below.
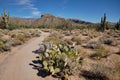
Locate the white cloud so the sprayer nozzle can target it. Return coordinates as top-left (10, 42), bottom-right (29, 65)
top-left (17, 0), bottom-right (32, 6)
top-left (13, 0), bottom-right (41, 17)
top-left (32, 11), bottom-right (41, 16)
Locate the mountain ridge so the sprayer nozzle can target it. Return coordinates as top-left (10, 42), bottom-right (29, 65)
top-left (0, 14), bottom-right (93, 26)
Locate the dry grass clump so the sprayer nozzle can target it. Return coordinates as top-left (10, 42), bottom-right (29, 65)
top-left (81, 63), bottom-right (112, 80)
top-left (87, 41), bottom-right (101, 49)
top-left (90, 45), bottom-right (110, 60)
top-left (0, 41), bottom-right (4, 53)
top-left (13, 34), bottom-right (27, 43)
top-left (77, 47), bottom-right (88, 58)
top-left (81, 62), bottom-right (120, 80)
top-left (29, 29), bottom-right (41, 37)
top-left (71, 37), bottom-right (83, 45)
top-left (0, 29), bottom-right (41, 53)
top-left (70, 30), bottom-right (81, 36)
top-left (0, 39), bottom-right (12, 53)
top-left (41, 29), bottom-right (51, 32)
top-left (63, 31), bottom-right (71, 36)
top-left (0, 31), bottom-right (4, 37)
top-left (10, 29), bottom-right (41, 39)
top-left (82, 32), bottom-right (88, 36)
top-left (63, 38), bottom-right (73, 45)
top-left (113, 62), bottom-right (120, 79)
top-left (99, 36), bottom-right (117, 46)
top-left (44, 34), bottom-right (61, 45)
top-left (88, 30), bottom-right (101, 39)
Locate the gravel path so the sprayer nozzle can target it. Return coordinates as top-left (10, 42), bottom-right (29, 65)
top-left (0, 31), bottom-right (51, 80)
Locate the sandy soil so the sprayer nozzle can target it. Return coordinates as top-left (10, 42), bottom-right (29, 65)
top-left (0, 31), bottom-right (56, 80)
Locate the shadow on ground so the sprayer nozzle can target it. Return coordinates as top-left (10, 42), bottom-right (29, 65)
top-left (115, 51), bottom-right (120, 55)
top-left (80, 70), bottom-right (109, 80)
top-left (29, 49), bottom-right (50, 78)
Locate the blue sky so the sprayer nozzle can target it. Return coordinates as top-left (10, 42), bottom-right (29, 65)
top-left (0, 0), bottom-right (120, 22)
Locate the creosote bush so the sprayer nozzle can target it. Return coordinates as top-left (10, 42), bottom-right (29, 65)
top-left (63, 38), bottom-right (73, 45)
top-left (114, 62), bottom-right (120, 76)
top-left (90, 46), bottom-right (110, 60)
top-left (0, 29), bottom-right (41, 53)
top-left (71, 37), bottom-right (82, 45)
top-left (87, 41), bottom-right (101, 49)
top-left (81, 63), bottom-right (111, 80)
top-left (99, 36), bottom-right (117, 46)
top-left (39, 43), bottom-right (83, 80)
top-left (44, 34), bottom-right (61, 45)
top-left (0, 41), bottom-right (4, 53)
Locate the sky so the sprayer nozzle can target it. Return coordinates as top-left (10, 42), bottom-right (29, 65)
top-left (0, 0), bottom-right (120, 23)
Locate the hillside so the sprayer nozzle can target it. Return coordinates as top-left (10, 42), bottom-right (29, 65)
top-left (0, 14), bottom-right (93, 27)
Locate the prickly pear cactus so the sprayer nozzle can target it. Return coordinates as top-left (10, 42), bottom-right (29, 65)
top-left (39, 43), bottom-right (83, 80)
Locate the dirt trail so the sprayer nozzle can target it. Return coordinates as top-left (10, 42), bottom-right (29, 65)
top-left (0, 31), bottom-right (50, 80)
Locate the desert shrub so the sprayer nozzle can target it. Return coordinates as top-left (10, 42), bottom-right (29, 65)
top-left (88, 30), bottom-right (100, 39)
top-left (114, 63), bottom-right (120, 79)
top-left (0, 30), bottom-right (4, 36)
top-left (0, 37), bottom-right (12, 52)
top-left (114, 62), bottom-right (120, 76)
top-left (63, 38), bottom-right (73, 45)
top-left (41, 29), bottom-right (51, 32)
top-left (90, 46), bottom-right (110, 60)
top-left (87, 41), bottom-right (101, 49)
top-left (99, 36), bottom-right (117, 46)
top-left (77, 48), bottom-right (88, 58)
top-left (71, 37), bottom-right (82, 45)
top-left (81, 64), bottom-right (111, 80)
top-left (0, 37), bottom-right (10, 43)
top-left (81, 70), bottom-right (108, 80)
top-left (82, 32), bottom-right (88, 36)
top-left (44, 35), bottom-right (61, 45)
top-left (63, 31), bottom-right (71, 36)
top-left (0, 29), bottom-right (41, 53)
top-left (13, 34), bottom-right (27, 43)
top-left (39, 43), bottom-right (83, 80)
top-left (2, 43), bottom-right (11, 51)
top-left (33, 33), bottom-right (41, 37)
top-left (30, 31), bottom-right (41, 37)
top-left (11, 40), bottom-right (23, 46)
top-left (0, 41), bottom-right (4, 53)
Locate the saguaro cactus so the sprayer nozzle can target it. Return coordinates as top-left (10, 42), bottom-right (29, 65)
top-left (115, 19), bottom-right (120, 30)
top-left (1, 7), bottom-right (10, 29)
top-left (100, 13), bottom-right (107, 31)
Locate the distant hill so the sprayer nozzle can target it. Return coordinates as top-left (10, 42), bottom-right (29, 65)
top-left (32, 14), bottom-right (67, 26)
top-left (0, 16), bottom-right (36, 26)
top-left (68, 18), bottom-right (92, 24)
top-left (0, 14), bottom-right (95, 28)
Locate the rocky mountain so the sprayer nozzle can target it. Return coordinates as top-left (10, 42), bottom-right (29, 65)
top-left (0, 14), bottom-right (93, 27)
top-left (32, 14), bottom-right (67, 26)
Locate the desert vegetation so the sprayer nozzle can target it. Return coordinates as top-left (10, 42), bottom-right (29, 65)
top-left (0, 29), bottom-right (41, 53)
top-left (0, 7), bottom-right (120, 80)
top-left (36, 27), bottom-right (120, 80)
